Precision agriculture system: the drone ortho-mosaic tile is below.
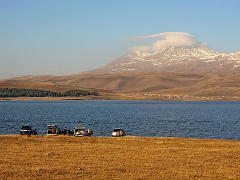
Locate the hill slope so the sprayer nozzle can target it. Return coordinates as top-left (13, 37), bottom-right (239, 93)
top-left (1, 73), bottom-right (240, 98)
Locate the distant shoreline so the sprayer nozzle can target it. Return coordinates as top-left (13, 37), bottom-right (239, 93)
top-left (0, 95), bottom-right (240, 101)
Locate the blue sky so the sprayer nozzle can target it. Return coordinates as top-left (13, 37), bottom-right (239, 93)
top-left (0, 0), bottom-right (240, 78)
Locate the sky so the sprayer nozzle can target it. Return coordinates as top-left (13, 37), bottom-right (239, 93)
top-left (0, 0), bottom-right (240, 78)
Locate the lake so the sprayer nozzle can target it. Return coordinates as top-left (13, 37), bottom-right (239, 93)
top-left (0, 100), bottom-right (240, 140)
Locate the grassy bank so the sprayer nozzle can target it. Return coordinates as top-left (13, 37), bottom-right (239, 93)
top-left (0, 136), bottom-right (240, 179)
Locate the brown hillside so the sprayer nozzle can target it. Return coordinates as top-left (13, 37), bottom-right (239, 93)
top-left (1, 73), bottom-right (240, 97)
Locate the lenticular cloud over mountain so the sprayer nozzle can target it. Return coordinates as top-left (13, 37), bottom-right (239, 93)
top-left (87, 32), bottom-right (240, 74)
top-left (131, 32), bottom-right (205, 51)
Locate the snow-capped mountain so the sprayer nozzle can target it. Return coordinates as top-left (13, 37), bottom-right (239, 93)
top-left (91, 47), bottom-right (240, 74)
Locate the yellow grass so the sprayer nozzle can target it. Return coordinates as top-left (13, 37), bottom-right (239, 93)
top-left (1, 135), bottom-right (240, 179)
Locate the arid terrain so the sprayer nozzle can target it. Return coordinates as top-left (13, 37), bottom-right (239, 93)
top-left (1, 135), bottom-right (240, 179)
top-left (1, 73), bottom-right (240, 100)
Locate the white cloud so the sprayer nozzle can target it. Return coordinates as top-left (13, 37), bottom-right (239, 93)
top-left (130, 32), bottom-right (205, 51)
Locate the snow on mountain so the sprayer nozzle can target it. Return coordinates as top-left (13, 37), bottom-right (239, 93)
top-left (91, 46), bottom-right (240, 74)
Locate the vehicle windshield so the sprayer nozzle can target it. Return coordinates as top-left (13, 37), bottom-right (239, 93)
top-left (21, 126), bottom-right (31, 130)
top-left (113, 129), bottom-right (121, 132)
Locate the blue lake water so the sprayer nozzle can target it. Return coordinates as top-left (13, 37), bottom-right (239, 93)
top-left (0, 100), bottom-right (240, 140)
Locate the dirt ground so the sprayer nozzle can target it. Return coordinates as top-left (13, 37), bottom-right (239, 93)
top-left (1, 135), bottom-right (240, 180)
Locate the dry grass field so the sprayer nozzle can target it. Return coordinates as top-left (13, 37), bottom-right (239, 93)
top-left (1, 135), bottom-right (240, 179)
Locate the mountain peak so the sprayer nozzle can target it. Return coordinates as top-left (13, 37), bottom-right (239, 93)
top-left (89, 46), bottom-right (240, 74)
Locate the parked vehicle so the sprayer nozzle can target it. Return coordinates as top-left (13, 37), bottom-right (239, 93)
top-left (47, 125), bottom-right (59, 135)
top-left (112, 128), bottom-right (126, 137)
top-left (20, 126), bottom-right (37, 135)
top-left (74, 126), bottom-right (86, 137)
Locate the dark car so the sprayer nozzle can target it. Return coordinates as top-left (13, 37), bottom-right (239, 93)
top-left (47, 125), bottom-right (59, 135)
top-left (20, 126), bottom-right (37, 135)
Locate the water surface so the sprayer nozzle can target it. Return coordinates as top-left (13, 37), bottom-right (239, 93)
top-left (0, 100), bottom-right (240, 139)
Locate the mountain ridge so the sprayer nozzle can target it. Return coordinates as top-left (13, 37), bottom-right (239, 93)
top-left (87, 46), bottom-right (240, 74)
